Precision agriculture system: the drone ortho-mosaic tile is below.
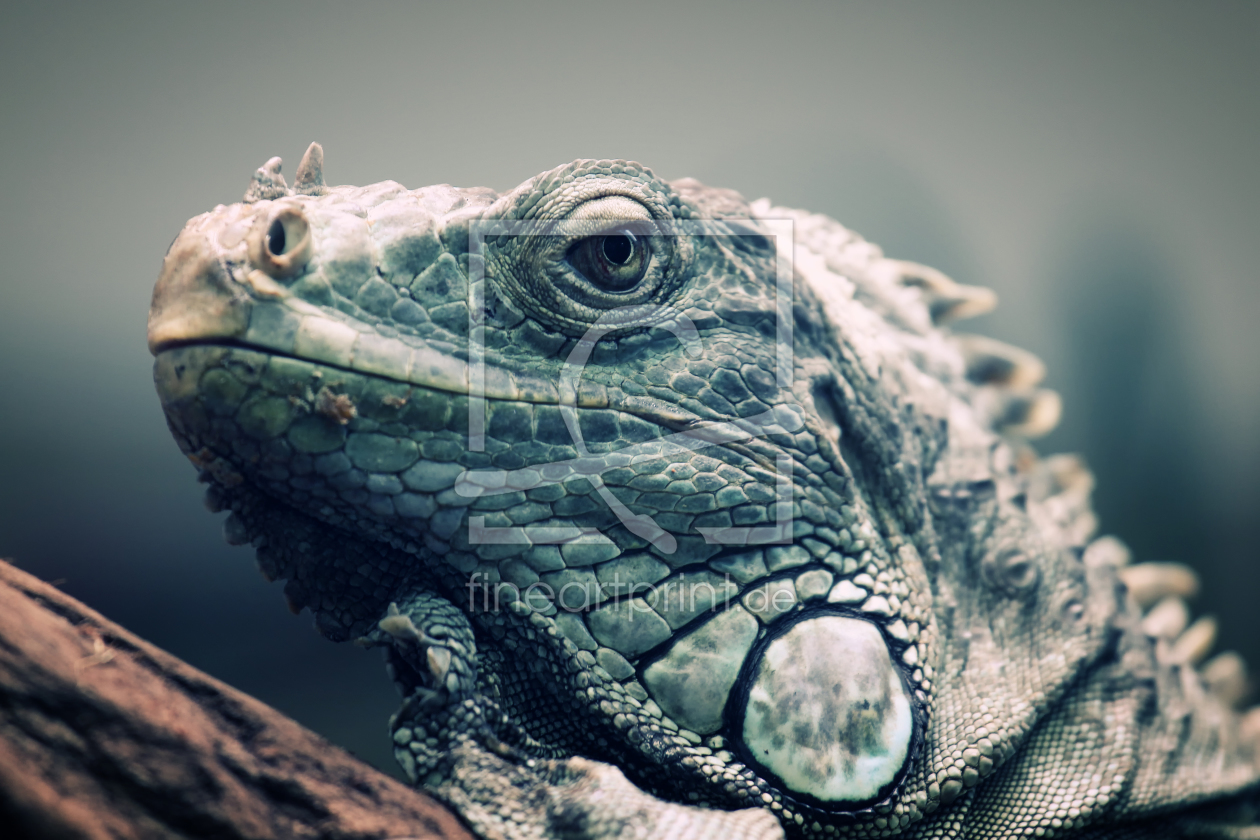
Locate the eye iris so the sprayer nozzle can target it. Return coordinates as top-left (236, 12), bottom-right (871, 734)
top-left (569, 227), bottom-right (651, 293)
top-left (601, 233), bottom-right (634, 265)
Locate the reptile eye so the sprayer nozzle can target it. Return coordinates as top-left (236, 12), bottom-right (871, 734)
top-left (250, 203), bottom-right (312, 278)
top-left (568, 228), bottom-right (651, 292)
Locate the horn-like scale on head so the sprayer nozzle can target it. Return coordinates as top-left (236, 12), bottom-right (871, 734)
top-left (242, 142), bottom-right (326, 203)
top-left (293, 142), bottom-right (327, 196)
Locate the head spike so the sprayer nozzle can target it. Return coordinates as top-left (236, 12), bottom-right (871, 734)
top-left (1118, 562), bottom-right (1199, 610)
top-left (930, 284), bottom-right (997, 324)
top-left (1201, 651), bottom-right (1248, 708)
top-left (294, 142), bottom-right (327, 195)
top-left (955, 334), bottom-right (1047, 389)
top-left (1027, 454), bottom-right (1098, 544)
top-left (1141, 596), bottom-right (1190, 639)
top-left (1168, 616), bottom-right (1217, 666)
top-left (243, 156), bottom-right (290, 202)
top-left (979, 387), bottom-right (1062, 439)
top-left (890, 260), bottom-right (998, 325)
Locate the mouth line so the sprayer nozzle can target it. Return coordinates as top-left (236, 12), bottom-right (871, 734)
top-left (155, 335), bottom-right (467, 391)
top-left (154, 338), bottom-right (713, 437)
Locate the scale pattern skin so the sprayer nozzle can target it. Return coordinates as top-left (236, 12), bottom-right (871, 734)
top-left (148, 144), bottom-right (1260, 839)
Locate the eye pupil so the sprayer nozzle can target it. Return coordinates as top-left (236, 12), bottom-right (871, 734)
top-left (267, 218), bottom-right (287, 256)
top-left (567, 226), bottom-right (651, 294)
top-left (601, 233), bottom-right (634, 265)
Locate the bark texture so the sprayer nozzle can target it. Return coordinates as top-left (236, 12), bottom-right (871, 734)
top-left (0, 559), bottom-right (471, 840)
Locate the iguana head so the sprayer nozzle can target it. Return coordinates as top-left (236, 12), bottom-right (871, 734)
top-left (149, 144), bottom-right (1259, 836)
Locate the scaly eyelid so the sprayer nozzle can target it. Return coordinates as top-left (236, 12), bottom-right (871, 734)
top-left (538, 195), bottom-right (658, 254)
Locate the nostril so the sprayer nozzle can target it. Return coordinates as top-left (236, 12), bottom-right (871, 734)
top-left (250, 203), bottom-right (311, 278)
top-left (267, 217), bottom-right (287, 256)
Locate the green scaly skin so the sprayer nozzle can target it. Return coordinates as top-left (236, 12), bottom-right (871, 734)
top-left (147, 145), bottom-right (1260, 839)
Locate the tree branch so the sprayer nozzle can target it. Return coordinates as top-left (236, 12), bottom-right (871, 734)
top-left (0, 559), bottom-right (471, 840)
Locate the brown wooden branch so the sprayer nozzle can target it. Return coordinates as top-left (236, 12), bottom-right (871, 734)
top-left (0, 559), bottom-right (471, 840)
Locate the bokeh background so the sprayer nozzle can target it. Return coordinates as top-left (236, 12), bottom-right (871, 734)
top-left (1, 1), bottom-right (1256, 777)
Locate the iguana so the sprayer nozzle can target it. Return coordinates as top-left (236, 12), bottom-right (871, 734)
top-left (147, 143), bottom-right (1260, 839)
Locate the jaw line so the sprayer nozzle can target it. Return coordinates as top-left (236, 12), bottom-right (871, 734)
top-left (153, 337), bottom-right (711, 433)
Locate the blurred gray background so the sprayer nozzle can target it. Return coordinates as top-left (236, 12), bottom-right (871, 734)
top-left (1, 1), bottom-right (1256, 777)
